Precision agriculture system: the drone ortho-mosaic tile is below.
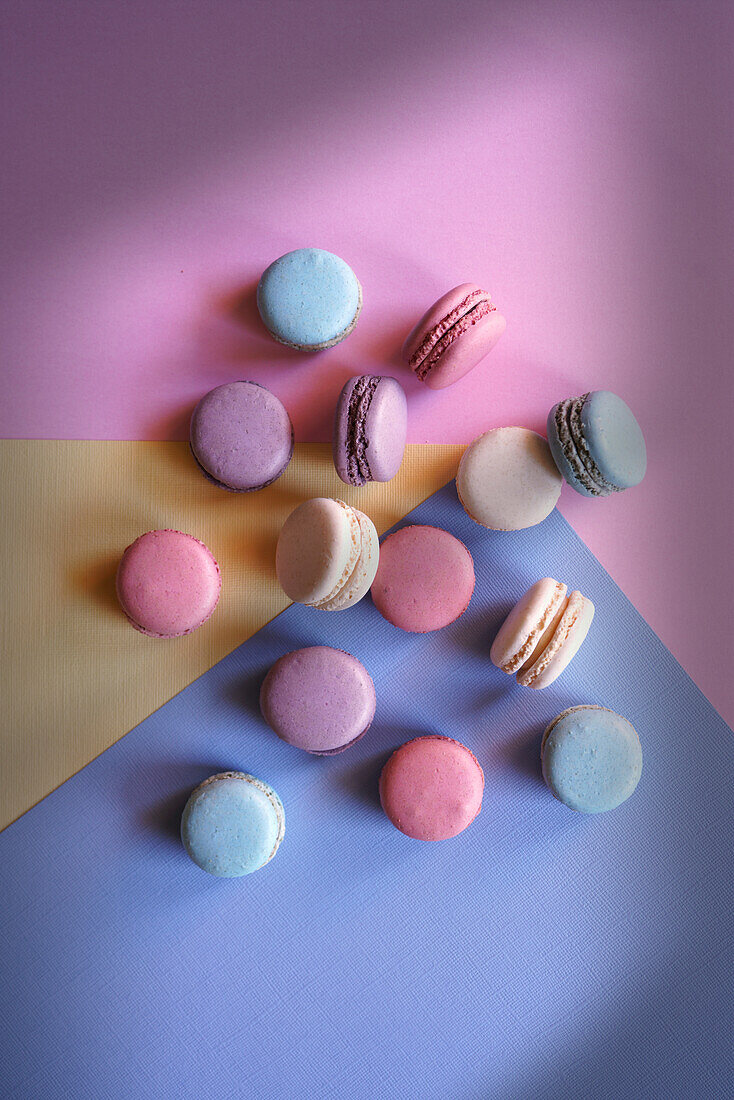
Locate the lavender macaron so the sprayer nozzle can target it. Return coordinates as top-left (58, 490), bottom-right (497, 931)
top-left (260, 646), bottom-right (376, 754)
top-left (333, 375), bottom-right (408, 486)
top-left (190, 381), bottom-right (293, 491)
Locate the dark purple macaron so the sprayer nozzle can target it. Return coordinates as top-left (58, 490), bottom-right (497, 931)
top-left (260, 646), bottom-right (376, 755)
top-left (332, 375), bottom-right (407, 487)
top-left (190, 381), bottom-right (293, 491)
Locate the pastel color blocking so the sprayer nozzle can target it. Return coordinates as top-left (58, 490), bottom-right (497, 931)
top-left (190, 381), bottom-right (293, 491)
top-left (402, 283), bottom-right (506, 389)
top-left (490, 577), bottom-right (594, 689)
top-left (379, 735), bottom-right (484, 841)
top-left (276, 497), bottom-right (379, 610)
top-left (260, 646), bottom-right (376, 755)
top-left (547, 390), bottom-right (647, 497)
top-left (115, 529), bottom-right (221, 638)
top-left (181, 771), bottom-right (285, 877)
top-left (371, 524), bottom-right (475, 632)
top-left (457, 427), bottom-right (563, 531)
top-left (256, 248), bottom-right (362, 350)
top-left (333, 375), bottom-right (407, 487)
top-left (541, 706), bottom-right (643, 813)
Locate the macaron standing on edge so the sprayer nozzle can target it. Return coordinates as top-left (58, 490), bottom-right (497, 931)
top-left (380, 736), bottom-right (484, 841)
top-left (541, 706), bottom-right (643, 813)
top-left (547, 390), bottom-right (647, 497)
top-left (490, 577), bottom-right (594, 689)
top-left (190, 380), bottom-right (293, 492)
top-left (333, 375), bottom-right (408, 487)
top-left (276, 498), bottom-right (379, 611)
top-left (181, 772), bottom-right (285, 877)
top-left (457, 426), bottom-right (563, 531)
top-left (261, 646), bottom-right (376, 755)
top-left (116, 529), bottom-right (221, 638)
top-left (257, 247), bottom-right (362, 351)
top-left (402, 283), bottom-right (506, 389)
top-left (371, 524), bottom-right (475, 632)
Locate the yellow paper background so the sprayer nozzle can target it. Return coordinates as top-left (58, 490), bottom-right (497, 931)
top-left (0, 441), bottom-right (462, 830)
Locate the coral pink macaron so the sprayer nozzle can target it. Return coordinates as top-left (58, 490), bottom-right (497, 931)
top-left (380, 736), bottom-right (484, 840)
top-left (371, 525), bottom-right (475, 632)
top-left (402, 283), bottom-right (506, 389)
top-left (116, 529), bottom-right (221, 638)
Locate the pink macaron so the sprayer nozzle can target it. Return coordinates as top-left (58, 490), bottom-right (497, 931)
top-left (402, 283), bottom-right (506, 389)
top-left (116, 529), bottom-right (221, 638)
top-left (371, 524), bottom-right (475, 632)
top-left (380, 736), bottom-right (484, 841)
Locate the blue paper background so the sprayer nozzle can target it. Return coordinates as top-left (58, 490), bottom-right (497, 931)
top-left (1, 484), bottom-right (731, 1099)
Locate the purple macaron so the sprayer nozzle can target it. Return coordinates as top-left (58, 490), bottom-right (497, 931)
top-left (260, 646), bottom-right (376, 755)
top-left (190, 381), bottom-right (294, 491)
top-left (332, 375), bottom-right (407, 486)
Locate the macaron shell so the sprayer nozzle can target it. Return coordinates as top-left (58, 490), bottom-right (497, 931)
top-left (190, 381), bottom-right (293, 492)
top-left (490, 578), bottom-right (567, 672)
top-left (581, 390), bottom-right (647, 490)
top-left (256, 248), bottom-right (362, 350)
top-left (421, 309), bottom-right (506, 389)
top-left (402, 283), bottom-right (487, 363)
top-left (260, 646), bottom-right (376, 754)
top-left (363, 377), bottom-right (408, 481)
top-left (276, 498), bottom-right (359, 606)
top-left (518, 591), bottom-right (595, 689)
top-left (116, 529), bottom-right (221, 638)
top-left (180, 772), bottom-right (285, 876)
top-left (457, 427), bottom-right (563, 530)
top-left (371, 524), bottom-right (475, 632)
top-left (379, 735), bottom-right (484, 841)
top-left (541, 706), bottom-right (642, 813)
top-left (320, 508), bottom-right (379, 610)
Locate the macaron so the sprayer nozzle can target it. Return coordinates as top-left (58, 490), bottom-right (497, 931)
top-left (260, 646), bottom-right (376, 755)
top-left (190, 381), bottom-right (293, 492)
top-left (116, 529), bottom-right (221, 638)
top-left (257, 248), bottom-right (362, 351)
top-left (490, 577), bottom-right (594, 689)
top-left (181, 772), bottom-right (285, 877)
top-left (371, 525), bottom-right (475, 632)
top-left (541, 706), bottom-right (642, 813)
top-left (276, 498), bottom-right (379, 610)
top-left (379, 736), bottom-right (484, 840)
top-left (333, 375), bottom-right (407, 487)
top-left (547, 390), bottom-right (647, 497)
top-left (457, 427), bottom-right (563, 530)
top-left (402, 283), bottom-right (506, 389)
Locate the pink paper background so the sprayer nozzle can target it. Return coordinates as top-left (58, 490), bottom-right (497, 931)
top-left (2, 0), bottom-right (732, 722)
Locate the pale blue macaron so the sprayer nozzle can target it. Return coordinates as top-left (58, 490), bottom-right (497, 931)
top-left (257, 248), bottom-right (362, 351)
top-left (547, 390), bottom-right (647, 497)
top-left (541, 706), bottom-right (642, 813)
top-left (181, 771), bottom-right (285, 877)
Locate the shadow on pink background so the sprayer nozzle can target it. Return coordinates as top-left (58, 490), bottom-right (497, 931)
top-left (1, 0), bottom-right (733, 721)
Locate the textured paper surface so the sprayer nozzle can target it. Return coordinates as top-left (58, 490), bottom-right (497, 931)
top-left (1, 483), bottom-right (731, 1099)
top-left (0, 440), bottom-right (461, 829)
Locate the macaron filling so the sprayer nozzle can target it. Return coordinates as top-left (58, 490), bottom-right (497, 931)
top-left (553, 395), bottom-right (620, 496)
top-left (345, 375), bottom-right (380, 485)
top-left (409, 288), bottom-right (495, 380)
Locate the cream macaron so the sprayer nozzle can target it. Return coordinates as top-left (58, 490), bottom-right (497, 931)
top-left (275, 497), bottom-right (379, 610)
top-left (490, 577), bottom-right (594, 688)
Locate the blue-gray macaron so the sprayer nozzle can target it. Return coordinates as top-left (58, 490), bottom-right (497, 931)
top-left (181, 771), bottom-right (285, 877)
top-left (257, 248), bottom-right (362, 351)
top-left (541, 705), bottom-right (642, 813)
top-left (547, 390), bottom-right (646, 497)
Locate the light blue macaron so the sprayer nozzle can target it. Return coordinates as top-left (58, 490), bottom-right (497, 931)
top-left (541, 705), bottom-right (642, 813)
top-left (181, 771), bottom-right (285, 877)
top-left (547, 390), bottom-right (647, 497)
top-left (256, 248), bottom-right (362, 351)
